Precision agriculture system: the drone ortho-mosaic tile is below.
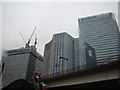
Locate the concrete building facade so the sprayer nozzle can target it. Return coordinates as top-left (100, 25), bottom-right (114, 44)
top-left (2, 46), bottom-right (43, 86)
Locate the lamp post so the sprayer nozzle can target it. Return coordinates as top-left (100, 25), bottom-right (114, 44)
top-left (59, 57), bottom-right (68, 74)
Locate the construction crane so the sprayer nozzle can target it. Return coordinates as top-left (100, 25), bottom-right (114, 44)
top-left (20, 33), bottom-right (27, 46)
top-left (34, 34), bottom-right (37, 46)
top-left (26, 27), bottom-right (37, 48)
top-left (20, 27), bottom-right (37, 48)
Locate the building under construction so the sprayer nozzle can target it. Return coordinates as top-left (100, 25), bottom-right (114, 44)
top-left (2, 27), bottom-right (43, 87)
top-left (2, 46), bottom-right (43, 86)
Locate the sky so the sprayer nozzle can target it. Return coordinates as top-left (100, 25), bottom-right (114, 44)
top-left (1, 1), bottom-right (120, 57)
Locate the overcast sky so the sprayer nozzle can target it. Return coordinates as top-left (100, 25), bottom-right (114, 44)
top-left (2, 1), bottom-right (120, 56)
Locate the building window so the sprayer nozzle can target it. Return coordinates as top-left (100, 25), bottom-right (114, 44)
top-left (88, 50), bottom-right (92, 57)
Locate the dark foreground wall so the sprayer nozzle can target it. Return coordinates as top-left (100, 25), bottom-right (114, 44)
top-left (1, 79), bottom-right (35, 90)
top-left (48, 79), bottom-right (120, 89)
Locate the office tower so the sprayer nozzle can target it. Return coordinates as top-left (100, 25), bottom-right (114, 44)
top-left (85, 42), bottom-right (96, 68)
top-left (78, 12), bottom-right (120, 65)
top-left (43, 41), bottom-right (52, 77)
top-left (43, 32), bottom-right (74, 77)
top-left (43, 32), bottom-right (96, 78)
top-left (2, 46), bottom-right (43, 86)
top-left (74, 38), bottom-right (96, 70)
top-left (74, 38), bottom-right (80, 70)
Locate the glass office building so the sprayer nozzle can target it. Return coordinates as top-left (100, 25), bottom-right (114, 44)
top-left (78, 12), bottom-right (120, 65)
top-left (43, 32), bottom-right (74, 77)
top-left (74, 38), bottom-right (96, 70)
top-left (43, 32), bottom-right (96, 78)
top-left (74, 38), bottom-right (80, 69)
top-left (43, 41), bottom-right (52, 77)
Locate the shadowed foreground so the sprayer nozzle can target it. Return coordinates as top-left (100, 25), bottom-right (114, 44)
top-left (2, 79), bottom-right (35, 90)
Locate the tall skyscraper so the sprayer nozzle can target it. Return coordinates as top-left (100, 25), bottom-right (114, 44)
top-left (43, 32), bottom-right (74, 77)
top-left (43, 32), bottom-right (96, 78)
top-left (78, 12), bottom-right (120, 65)
top-left (74, 38), bottom-right (96, 70)
top-left (2, 46), bottom-right (43, 86)
top-left (74, 38), bottom-right (81, 69)
top-left (43, 41), bottom-right (52, 77)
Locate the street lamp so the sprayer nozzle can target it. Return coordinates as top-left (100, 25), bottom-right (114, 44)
top-left (59, 57), bottom-right (68, 74)
top-left (60, 57), bottom-right (68, 61)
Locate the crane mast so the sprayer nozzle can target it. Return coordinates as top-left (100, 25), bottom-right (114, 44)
top-left (20, 33), bottom-right (27, 45)
top-left (26, 27), bottom-right (37, 48)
